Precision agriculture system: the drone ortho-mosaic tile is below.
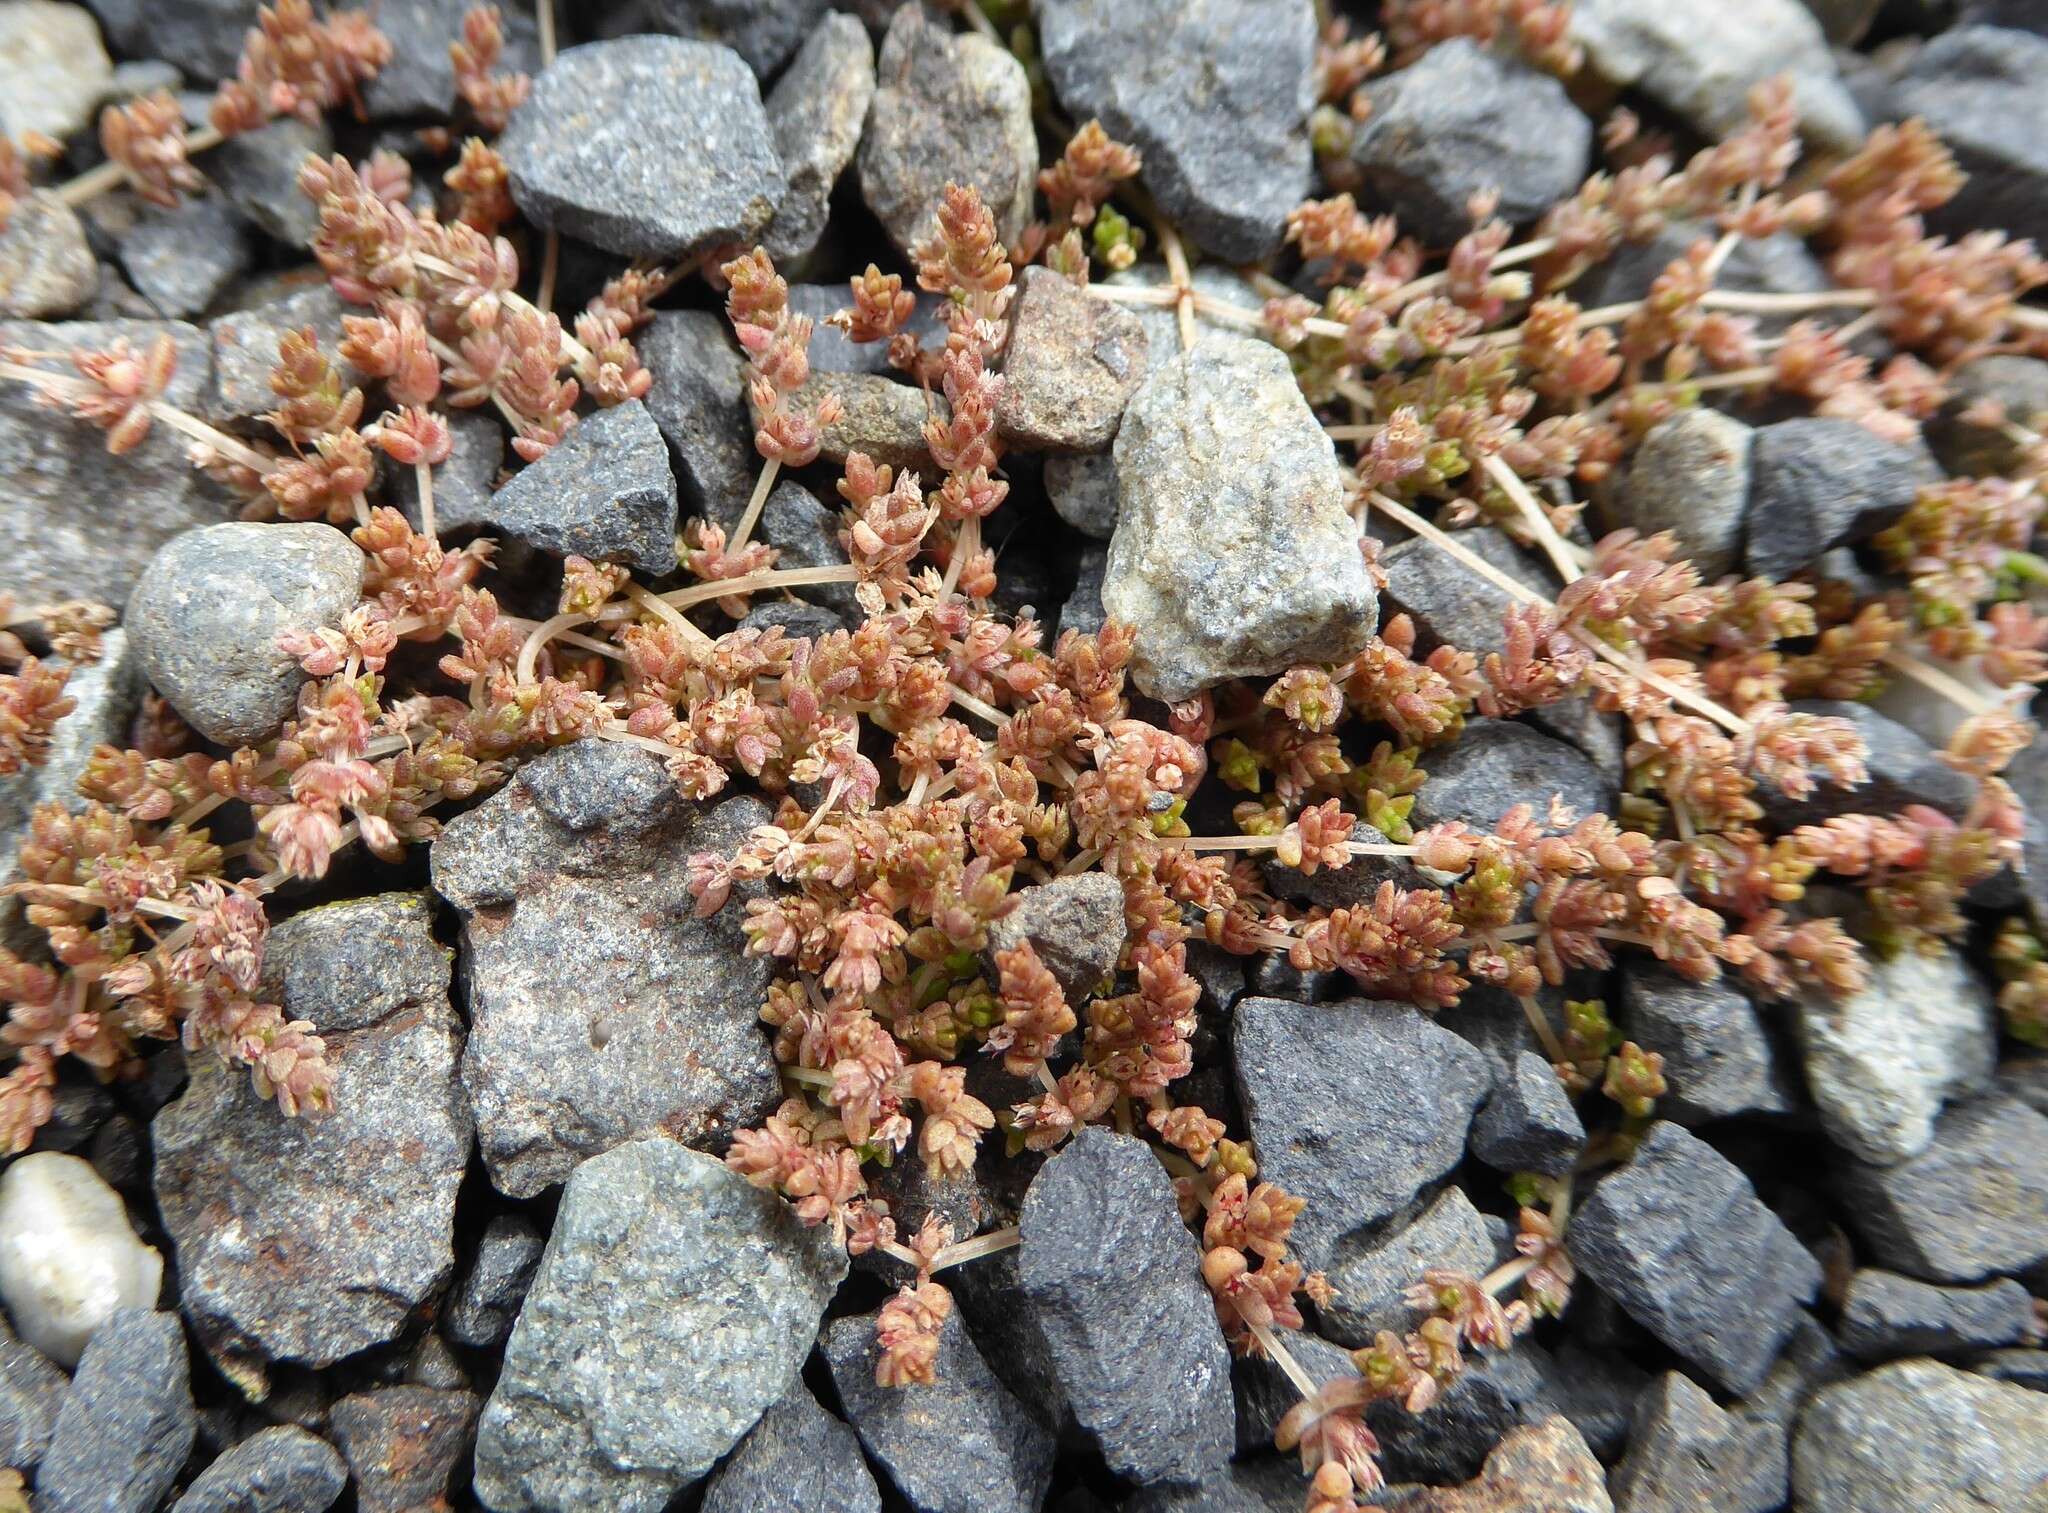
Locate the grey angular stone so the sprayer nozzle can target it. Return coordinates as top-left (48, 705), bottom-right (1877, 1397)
top-left (1837, 1093), bottom-right (2048, 1282)
top-left (600, 0), bottom-right (828, 77)
top-left (858, 5), bottom-right (1034, 261)
top-left (499, 37), bottom-right (780, 260)
top-left (1126, 1458), bottom-right (1304, 1513)
top-left (0, 192), bottom-right (97, 318)
top-left (152, 892), bottom-right (468, 1395)
top-left (85, 0), bottom-right (247, 82)
top-left (36, 1310), bottom-right (195, 1513)
top-left (1610, 1371), bottom-right (1783, 1513)
top-left (760, 14), bottom-right (873, 265)
top-left (1037, 0), bottom-right (1313, 263)
top-left (431, 739), bottom-right (780, 1197)
top-left (404, 1332), bottom-right (467, 1392)
top-left (638, 308), bottom-right (754, 521)
top-left (1380, 527), bottom-right (1551, 662)
top-left (1574, 218), bottom-right (1832, 337)
top-left (345, 0), bottom-right (539, 119)
top-left (393, 407), bottom-right (503, 538)
top-left (212, 118), bottom-right (329, 249)
top-left (444, 1214), bottom-right (544, 1351)
top-left (1743, 418), bottom-right (1941, 580)
top-left (1970, 1349), bottom-right (2048, 1393)
top-left (474, 1138), bottom-right (846, 1513)
top-left (1803, 0), bottom-right (1883, 41)
top-left (1046, 451), bottom-right (1118, 539)
top-left (1927, 354), bottom-right (2048, 477)
top-left (757, 479), bottom-right (858, 619)
top-left (1409, 719), bottom-right (1612, 833)
top-left (1618, 965), bottom-right (1795, 1125)
top-left (997, 266), bottom-right (1149, 452)
top-left (1793, 1358), bottom-right (2048, 1512)
top-left (983, 871), bottom-right (1126, 1004)
top-left (788, 280), bottom-right (946, 375)
top-left (1838, 1269), bottom-right (2035, 1361)
top-left (327, 1386), bottom-right (478, 1513)
top-left (1625, 409), bottom-right (1752, 581)
top-left (1761, 697), bottom-right (1975, 829)
top-left (823, 1309), bottom-right (1055, 1513)
top-left (1365, 1348), bottom-right (1567, 1485)
top-left (170, 1424), bottom-right (347, 1513)
top-left (1059, 542), bottom-right (1108, 638)
top-left (1892, 27), bottom-right (2048, 244)
top-left (1568, 1121), bottom-right (1822, 1394)
top-left (480, 399), bottom-right (676, 574)
top-left (1472, 1052), bottom-right (1585, 1177)
top-left (701, 1383), bottom-right (881, 1513)
top-left (117, 195), bottom-right (250, 319)
top-left (259, 892), bottom-right (450, 1033)
top-left (1232, 1329), bottom-right (1355, 1456)
top-left (0, 1315), bottom-right (67, 1472)
top-left (0, 2), bottom-right (109, 139)
top-left (1261, 819), bottom-right (1410, 911)
top-left (1105, 336), bottom-right (1374, 701)
top-left (2, 318), bottom-right (231, 607)
top-left (204, 279), bottom-right (346, 433)
top-left (1018, 1127), bottom-right (1234, 1485)
top-left (739, 598), bottom-right (845, 640)
top-left (1570, 0), bottom-right (1862, 152)
top-left (804, 369), bottom-right (932, 472)
top-left (1791, 947), bottom-right (1996, 1165)
top-left (1234, 997), bottom-right (1490, 1272)
top-left (950, 1244), bottom-right (1073, 1436)
top-left (1527, 695), bottom-right (1627, 790)
top-left (127, 520), bottom-right (363, 747)
top-left (1380, 1416), bottom-right (1611, 1513)
top-left (1318, 1186), bottom-right (1495, 1347)
top-left (1350, 39), bottom-right (1592, 244)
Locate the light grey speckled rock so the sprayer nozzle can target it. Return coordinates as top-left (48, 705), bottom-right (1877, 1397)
top-left (983, 871), bottom-right (1126, 1004)
top-left (127, 521), bottom-right (363, 748)
top-left (1743, 418), bottom-right (1940, 580)
top-left (1105, 335), bottom-right (1374, 701)
top-left (444, 1214), bottom-right (544, 1351)
top-left (998, 266), bottom-right (1148, 452)
top-left (1046, 451), bottom-right (1118, 539)
top-left (328, 1386), bottom-right (479, 1513)
top-left (1318, 1186), bottom-right (1496, 1348)
top-left (1234, 997), bottom-right (1490, 1272)
top-left (35, 1310), bottom-right (195, 1513)
top-left (1838, 1268), bottom-right (2035, 1361)
top-left (1618, 964), bottom-right (1794, 1125)
top-left (0, 192), bottom-right (97, 318)
top-left (1624, 409), bottom-right (1752, 580)
top-left (803, 369), bottom-right (932, 472)
top-left (1383, 1417), bottom-right (1612, 1513)
top-left (499, 37), bottom-right (781, 260)
top-left (473, 1138), bottom-right (846, 1513)
top-left (478, 398), bottom-right (677, 575)
top-left (701, 1383), bottom-right (881, 1513)
top-left (170, 1424), bottom-right (347, 1513)
top-left (597, 0), bottom-right (828, 78)
top-left (1893, 27), bottom-right (2048, 245)
top-left (431, 739), bottom-right (780, 1197)
top-left (0, 1314), bottom-right (67, 1472)
top-left (117, 195), bottom-right (250, 319)
top-left (760, 14), bottom-right (873, 265)
top-left (0, 2), bottom-right (110, 140)
top-left (1609, 1371), bottom-right (1783, 1513)
top-left (1037, 0), bottom-right (1313, 263)
top-left (1018, 1127), bottom-right (1234, 1485)
top-left (205, 279), bottom-right (346, 433)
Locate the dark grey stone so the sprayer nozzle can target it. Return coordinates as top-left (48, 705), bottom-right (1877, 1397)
top-left (205, 279), bottom-right (346, 433)
top-left (1618, 965), bottom-right (1795, 1124)
top-left (950, 1245), bottom-right (1072, 1437)
top-left (127, 520), bottom-right (364, 747)
top-left (983, 871), bottom-right (1126, 1004)
top-left (1970, 1349), bottom-right (2048, 1393)
top-left (1837, 1093), bottom-right (2048, 1282)
top-left (1380, 527), bottom-right (1551, 662)
top-left (1839, 1269), bottom-right (2035, 1361)
top-left (1574, 218), bottom-right (1832, 336)
top-left (478, 398), bottom-right (677, 575)
top-left (1408, 719), bottom-right (1612, 833)
top-left (1893, 26), bottom-right (2048, 244)
top-left (170, 1424), bottom-right (347, 1513)
top-left (1472, 1052), bottom-right (1585, 1177)
top-left (212, 118), bottom-right (329, 249)
top-left (1037, 0), bottom-right (1314, 262)
top-left (1233, 997), bottom-right (1490, 1271)
top-left (757, 479), bottom-right (858, 618)
top-left (118, 195), bottom-right (251, 319)
top-left (701, 1383), bottom-right (881, 1513)
top-left (1625, 409), bottom-right (1752, 580)
top-left (259, 892), bottom-right (450, 1033)
top-left (822, 1309), bottom-right (1056, 1513)
top-left (499, 37), bottom-right (781, 260)
top-left (1350, 39), bottom-right (1591, 243)
top-left (1231, 1329), bottom-right (1354, 1456)
top-left (444, 1214), bottom-right (544, 1351)
top-left (1261, 819), bottom-right (1410, 911)
top-left (86, 0), bottom-right (248, 82)
top-left (638, 309), bottom-right (755, 522)
top-left (787, 281), bottom-right (945, 375)
top-left (858, 4), bottom-right (1035, 261)
top-left (0, 1315), bottom-right (67, 1472)
top-left (1759, 698), bottom-right (1975, 829)
top-left (346, 0), bottom-right (540, 119)
top-left (1567, 1121), bottom-right (1822, 1395)
top-left (1609, 1371), bottom-right (1784, 1513)
top-left (739, 599), bottom-right (846, 640)
top-left (1318, 1185), bottom-right (1495, 1347)
top-left (473, 1139), bottom-right (846, 1512)
top-left (998, 266), bottom-right (1149, 452)
top-left (1743, 418), bottom-right (1941, 580)
top-left (0, 192), bottom-right (98, 318)
top-left (1059, 542), bottom-right (1108, 638)
top-left (600, 0), bottom-right (829, 77)
top-left (760, 14), bottom-right (874, 265)
top-left (393, 408), bottom-right (503, 538)
top-left (1045, 451), bottom-right (1118, 540)
top-left (327, 1386), bottom-right (479, 1513)
top-left (1927, 355), bottom-right (2048, 477)
top-left (2002, 1053), bottom-right (2048, 1119)
top-left (404, 1332), bottom-right (467, 1392)
top-left (1017, 1127), bottom-right (1234, 1485)
top-left (1125, 1458), bottom-right (1304, 1513)
top-left (431, 740), bottom-right (781, 1197)
top-left (35, 1310), bottom-right (195, 1513)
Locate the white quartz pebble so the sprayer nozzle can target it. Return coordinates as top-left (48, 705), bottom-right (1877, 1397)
top-left (0, 1151), bottom-right (164, 1366)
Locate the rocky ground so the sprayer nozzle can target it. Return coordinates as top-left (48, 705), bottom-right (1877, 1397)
top-left (3, 1), bottom-right (2048, 1512)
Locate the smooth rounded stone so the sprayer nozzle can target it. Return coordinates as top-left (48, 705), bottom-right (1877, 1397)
top-left (757, 478), bottom-right (859, 619)
top-left (802, 369), bottom-right (932, 472)
top-left (474, 1139), bottom-right (847, 1513)
top-left (1105, 335), bottom-right (1374, 702)
top-left (392, 408), bottom-right (503, 538)
top-left (211, 118), bottom-right (329, 249)
top-left (1570, 0), bottom-right (1862, 152)
top-left (0, 192), bottom-right (98, 319)
top-left (1, 317), bottom-right (233, 607)
top-left (1059, 542), bottom-right (1109, 638)
top-left (1743, 418), bottom-right (1941, 581)
top-left (1624, 409), bottom-right (1752, 581)
top-left (35, 1310), bottom-right (196, 1513)
top-left (152, 894), bottom-right (469, 1396)
top-left (128, 520), bottom-right (362, 747)
top-left (637, 309), bottom-right (754, 520)
top-left (996, 266), bottom-right (1149, 452)
top-left (0, 1314), bottom-right (69, 1471)
top-left (117, 194), bottom-right (252, 319)
top-left (499, 37), bottom-right (780, 260)
top-left (444, 1215), bottom-right (544, 1351)
top-left (1892, 27), bottom-right (2048, 244)
top-left (205, 278), bottom-right (346, 432)
top-left (702, 1383), bottom-right (881, 1513)
top-left (822, 1309), bottom-right (1056, 1513)
top-left (0, 1152), bottom-right (163, 1368)
top-left (0, 1), bottom-right (110, 139)
top-left (479, 398), bottom-right (678, 575)
top-left (858, 4), bottom-right (1034, 261)
top-left (1926, 354), bottom-right (2048, 477)
top-left (1609, 1371), bottom-right (1784, 1513)
top-left (345, 0), bottom-right (538, 118)
top-left (432, 742), bottom-right (782, 1197)
top-left (1617, 964), bottom-right (1795, 1125)
top-left (1318, 1186), bottom-right (1495, 1347)
top-left (1045, 452), bottom-right (1118, 539)
top-left (1349, 38), bottom-right (1591, 244)
top-left (597, 0), bottom-right (827, 77)
top-left (1379, 526), bottom-right (1551, 661)
top-left (1233, 998), bottom-right (1490, 1272)
top-left (1037, 0), bottom-right (1313, 263)
top-left (759, 14), bottom-right (873, 265)
top-left (982, 871), bottom-right (1126, 1004)
top-left (1568, 1121), bottom-right (1822, 1395)
top-left (1471, 1051), bottom-right (1585, 1177)
top-left (1382, 1417), bottom-right (1610, 1513)
top-left (1838, 1269), bottom-right (2035, 1361)
top-left (1409, 719), bottom-right (1612, 833)
top-left (1793, 1359), bottom-right (2048, 1512)
top-left (1791, 947), bottom-right (1996, 1166)
top-left (170, 1424), bottom-right (347, 1513)
top-left (1837, 1093), bottom-right (2048, 1283)
top-left (328, 1386), bottom-right (479, 1513)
